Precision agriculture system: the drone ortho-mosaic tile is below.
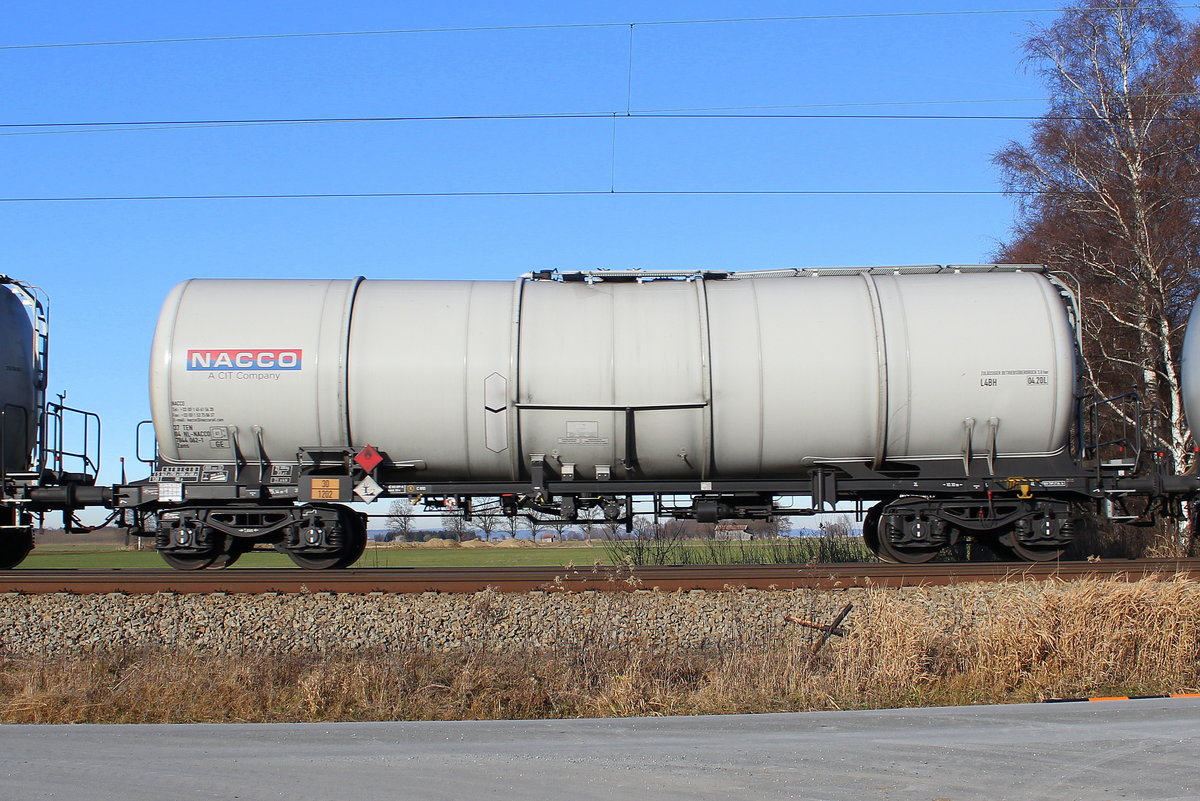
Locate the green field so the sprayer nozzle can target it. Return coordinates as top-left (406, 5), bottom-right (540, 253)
top-left (19, 545), bottom-right (616, 570)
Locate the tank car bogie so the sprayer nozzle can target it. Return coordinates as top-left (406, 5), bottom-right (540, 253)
top-left (858, 495), bottom-right (1077, 563)
top-left (149, 502), bottom-right (368, 570)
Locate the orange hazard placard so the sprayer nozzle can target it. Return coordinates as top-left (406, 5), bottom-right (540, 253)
top-left (301, 476), bottom-right (350, 502)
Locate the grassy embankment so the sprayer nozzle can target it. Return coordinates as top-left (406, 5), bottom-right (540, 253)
top-left (0, 578), bottom-right (1197, 723)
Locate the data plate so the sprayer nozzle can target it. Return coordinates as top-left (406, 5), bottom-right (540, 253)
top-left (158, 482), bottom-right (185, 503)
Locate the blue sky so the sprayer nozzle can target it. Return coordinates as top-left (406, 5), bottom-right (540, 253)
top-left (4, 1), bottom-right (1184, 488)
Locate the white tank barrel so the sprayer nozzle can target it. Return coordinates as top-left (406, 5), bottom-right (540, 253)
top-left (149, 267), bottom-right (1078, 480)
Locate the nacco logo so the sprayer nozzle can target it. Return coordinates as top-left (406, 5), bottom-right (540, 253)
top-left (186, 349), bottom-right (303, 371)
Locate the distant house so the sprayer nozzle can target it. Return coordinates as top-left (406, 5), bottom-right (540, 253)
top-left (714, 524), bottom-right (751, 541)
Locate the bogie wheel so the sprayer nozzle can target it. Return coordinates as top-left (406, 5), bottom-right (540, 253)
top-left (280, 507), bottom-right (367, 570)
top-left (160, 550), bottom-right (219, 570)
top-left (0, 526), bottom-right (34, 570)
top-left (158, 521), bottom-right (228, 570)
top-left (861, 502), bottom-right (884, 556)
top-left (997, 530), bottom-right (1066, 563)
top-left (335, 510), bottom-right (368, 568)
top-left (873, 527), bottom-right (942, 564)
top-left (207, 537), bottom-right (251, 569)
top-left (982, 537), bottom-right (1019, 562)
top-left (280, 545), bottom-right (342, 570)
top-left (868, 501), bottom-right (945, 564)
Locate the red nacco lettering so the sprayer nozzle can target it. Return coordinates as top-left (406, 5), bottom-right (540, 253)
top-left (186, 349), bottom-right (302, 371)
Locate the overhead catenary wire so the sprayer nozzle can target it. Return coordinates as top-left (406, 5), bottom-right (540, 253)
top-left (2, 6), bottom-right (1198, 50)
top-left (5, 5), bottom-right (1196, 139)
top-left (5, 9), bottom-right (1193, 204)
top-left (18, 94), bottom-right (1200, 135)
top-left (1, 105), bottom-right (1197, 136)
top-left (0, 189), bottom-right (1105, 203)
top-left (5, 96), bottom-right (1196, 137)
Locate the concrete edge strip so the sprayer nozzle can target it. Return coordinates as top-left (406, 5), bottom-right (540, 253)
top-left (1044, 693), bottom-right (1200, 703)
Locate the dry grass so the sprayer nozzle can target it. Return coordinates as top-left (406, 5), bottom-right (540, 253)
top-left (602, 535), bottom-right (872, 565)
top-left (2, 578), bottom-right (1198, 723)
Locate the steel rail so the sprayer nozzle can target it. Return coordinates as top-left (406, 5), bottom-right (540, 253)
top-left (2, 559), bottom-right (1197, 594)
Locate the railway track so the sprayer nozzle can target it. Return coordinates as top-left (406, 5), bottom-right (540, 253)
top-left (2, 559), bottom-right (1198, 594)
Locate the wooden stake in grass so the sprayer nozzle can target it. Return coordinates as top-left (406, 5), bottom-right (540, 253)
top-left (784, 603), bottom-right (853, 663)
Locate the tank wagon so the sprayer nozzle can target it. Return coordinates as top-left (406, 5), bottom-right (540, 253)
top-left (110, 265), bottom-right (1200, 569)
top-left (0, 277), bottom-right (108, 568)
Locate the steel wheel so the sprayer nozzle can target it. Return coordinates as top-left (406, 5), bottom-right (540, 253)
top-left (285, 551), bottom-right (342, 569)
top-left (207, 537), bottom-right (251, 569)
top-left (279, 508), bottom-right (367, 570)
top-left (982, 536), bottom-right (1020, 562)
top-left (868, 501), bottom-right (944, 564)
top-left (998, 531), bottom-right (1066, 563)
top-left (334, 511), bottom-right (367, 568)
top-left (276, 538), bottom-right (341, 570)
top-left (873, 529), bottom-right (942, 564)
top-left (159, 526), bottom-right (244, 570)
top-left (861, 502), bottom-right (883, 556)
top-left (0, 525), bottom-right (34, 570)
top-left (159, 550), bottom-right (219, 570)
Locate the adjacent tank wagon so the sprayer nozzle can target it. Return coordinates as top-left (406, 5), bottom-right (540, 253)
top-left (113, 264), bottom-right (1200, 568)
top-left (0, 277), bottom-right (107, 568)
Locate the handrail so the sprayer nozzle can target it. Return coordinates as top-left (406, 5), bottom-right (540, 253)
top-left (135, 420), bottom-right (158, 465)
top-left (0, 403), bottom-right (31, 490)
top-left (1088, 391), bottom-right (1143, 476)
top-left (44, 400), bottom-right (100, 478)
top-left (525, 264), bottom-right (1052, 282)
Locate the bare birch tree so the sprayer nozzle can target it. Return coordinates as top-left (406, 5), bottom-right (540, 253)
top-left (497, 510), bottom-right (522, 540)
top-left (385, 499), bottom-right (416, 542)
top-left (468, 498), bottom-right (503, 542)
top-left (994, 0), bottom-right (1200, 550)
top-left (441, 513), bottom-right (470, 542)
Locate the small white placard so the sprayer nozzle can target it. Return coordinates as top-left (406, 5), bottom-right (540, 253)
top-left (354, 476), bottom-right (383, 504)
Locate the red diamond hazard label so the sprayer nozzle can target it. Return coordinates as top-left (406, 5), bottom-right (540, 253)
top-left (353, 445), bottom-right (383, 473)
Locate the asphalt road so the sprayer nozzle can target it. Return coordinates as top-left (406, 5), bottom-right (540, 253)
top-left (1, 699), bottom-right (1196, 800)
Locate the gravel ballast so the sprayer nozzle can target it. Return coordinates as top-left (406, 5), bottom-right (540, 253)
top-left (0, 583), bottom-right (1060, 655)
